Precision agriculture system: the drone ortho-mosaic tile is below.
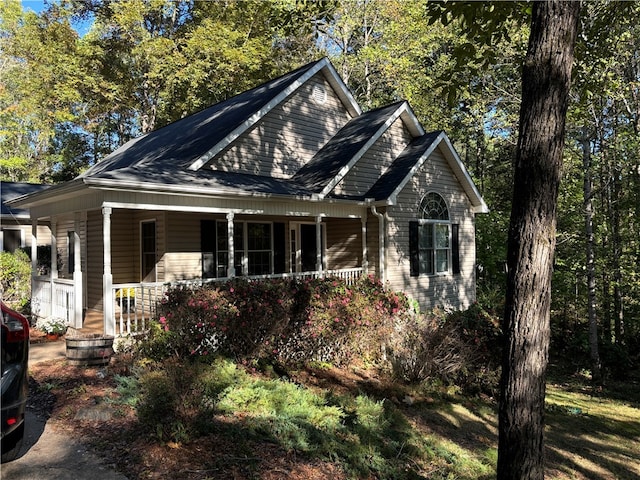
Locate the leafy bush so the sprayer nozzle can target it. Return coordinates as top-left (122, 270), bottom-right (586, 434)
top-left (135, 358), bottom-right (206, 442)
top-left (138, 276), bottom-right (408, 368)
top-left (0, 249), bottom-right (31, 311)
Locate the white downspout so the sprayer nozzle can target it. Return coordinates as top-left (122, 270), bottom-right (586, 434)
top-left (315, 215), bottom-right (323, 274)
top-left (367, 199), bottom-right (386, 283)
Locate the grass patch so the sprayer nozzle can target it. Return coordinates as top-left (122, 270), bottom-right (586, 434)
top-left (128, 357), bottom-right (639, 479)
top-left (545, 380), bottom-right (640, 480)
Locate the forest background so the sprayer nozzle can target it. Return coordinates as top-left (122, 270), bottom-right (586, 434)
top-left (1, 0), bottom-right (638, 377)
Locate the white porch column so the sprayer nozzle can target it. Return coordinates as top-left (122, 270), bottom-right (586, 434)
top-left (361, 217), bottom-right (368, 274)
top-left (226, 212), bottom-right (235, 277)
top-left (103, 207), bottom-right (114, 336)
top-left (30, 220), bottom-right (38, 309)
top-left (50, 219), bottom-right (58, 280)
top-left (46, 219), bottom-right (57, 319)
top-left (315, 216), bottom-right (323, 273)
top-left (73, 214), bottom-right (83, 328)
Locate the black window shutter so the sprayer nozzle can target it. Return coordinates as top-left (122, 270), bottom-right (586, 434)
top-left (201, 220), bottom-right (216, 278)
top-left (452, 223), bottom-right (461, 275)
top-left (273, 222), bottom-right (286, 274)
top-left (409, 221), bottom-right (419, 277)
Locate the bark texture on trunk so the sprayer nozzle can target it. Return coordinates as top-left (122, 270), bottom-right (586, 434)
top-left (498, 2), bottom-right (581, 480)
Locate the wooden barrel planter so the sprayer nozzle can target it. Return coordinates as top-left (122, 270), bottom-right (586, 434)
top-left (66, 334), bottom-right (115, 366)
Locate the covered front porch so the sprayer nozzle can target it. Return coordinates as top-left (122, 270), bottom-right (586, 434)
top-left (31, 268), bottom-right (365, 337)
top-left (28, 197), bottom-right (380, 337)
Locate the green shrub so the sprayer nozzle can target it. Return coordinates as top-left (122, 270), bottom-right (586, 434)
top-left (0, 249), bottom-right (31, 311)
top-left (135, 359), bottom-right (207, 441)
top-left (129, 355), bottom-right (422, 478)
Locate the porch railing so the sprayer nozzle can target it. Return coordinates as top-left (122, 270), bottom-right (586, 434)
top-left (110, 268), bottom-right (364, 337)
top-left (32, 276), bottom-right (52, 319)
top-left (52, 278), bottom-right (75, 324)
top-left (31, 276), bottom-right (77, 326)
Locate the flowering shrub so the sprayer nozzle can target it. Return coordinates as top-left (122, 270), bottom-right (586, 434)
top-left (139, 276), bottom-right (409, 367)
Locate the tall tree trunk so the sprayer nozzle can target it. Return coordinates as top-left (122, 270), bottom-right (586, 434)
top-left (597, 112), bottom-right (612, 345)
top-left (612, 158), bottom-right (625, 345)
top-left (497, 2), bottom-right (580, 480)
top-left (582, 131), bottom-right (602, 384)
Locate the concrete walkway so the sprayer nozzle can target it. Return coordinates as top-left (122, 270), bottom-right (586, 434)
top-left (28, 339), bottom-right (67, 365)
top-left (0, 339), bottom-right (128, 479)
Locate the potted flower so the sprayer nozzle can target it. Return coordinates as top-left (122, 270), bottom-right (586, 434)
top-left (36, 317), bottom-right (68, 340)
top-left (115, 287), bottom-right (136, 313)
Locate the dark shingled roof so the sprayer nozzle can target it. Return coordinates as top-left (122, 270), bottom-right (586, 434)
top-left (291, 102), bottom-right (404, 193)
top-left (83, 59), bottom-right (325, 179)
top-left (363, 132), bottom-right (443, 201)
top-left (1, 181), bottom-right (50, 218)
top-left (91, 167), bottom-right (314, 197)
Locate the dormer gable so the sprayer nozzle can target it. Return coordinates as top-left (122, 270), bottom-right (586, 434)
top-left (292, 101), bottom-right (424, 198)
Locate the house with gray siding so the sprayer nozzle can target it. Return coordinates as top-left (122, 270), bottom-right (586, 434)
top-left (9, 58), bottom-right (488, 336)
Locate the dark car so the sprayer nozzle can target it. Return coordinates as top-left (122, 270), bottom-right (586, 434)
top-left (1, 302), bottom-right (29, 463)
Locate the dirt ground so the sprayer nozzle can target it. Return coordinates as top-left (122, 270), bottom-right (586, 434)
top-left (17, 335), bottom-right (355, 480)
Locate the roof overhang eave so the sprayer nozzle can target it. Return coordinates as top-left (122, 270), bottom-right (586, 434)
top-left (84, 177), bottom-right (369, 207)
top-left (439, 136), bottom-right (489, 214)
top-left (5, 178), bottom-right (87, 208)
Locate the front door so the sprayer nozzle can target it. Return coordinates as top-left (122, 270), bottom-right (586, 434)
top-left (291, 223), bottom-right (324, 273)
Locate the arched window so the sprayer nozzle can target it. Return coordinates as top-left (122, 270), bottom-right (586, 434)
top-left (410, 192), bottom-right (458, 275)
top-left (419, 192), bottom-right (449, 221)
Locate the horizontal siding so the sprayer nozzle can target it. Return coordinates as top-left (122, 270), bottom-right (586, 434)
top-left (165, 212), bottom-right (203, 281)
top-left (111, 210), bottom-right (136, 284)
top-left (164, 213), bottom-right (301, 279)
top-left (366, 211), bottom-right (381, 275)
top-left (31, 191), bottom-right (104, 220)
top-left (102, 190), bottom-right (364, 219)
top-left (334, 118), bottom-right (413, 197)
top-left (213, 73), bottom-right (352, 179)
top-left (86, 210), bottom-right (104, 311)
top-left (1, 224), bottom-right (51, 247)
top-left (36, 225), bottom-right (50, 246)
top-left (324, 218), bottom-right (362, 270)
top-left (130, 211), bottom-right (166, 283)
top-left (385, 146), bottom-right (477, 311)
top-left (54, 217), bottom-right (75, 280)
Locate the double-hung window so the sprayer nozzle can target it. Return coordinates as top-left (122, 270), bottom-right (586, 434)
top-left (202, 220), bottom-right (286, 279)
top-left (215, 221), bottom-right (273, 276)
top-left (410, 193), bottom-right (460, 276)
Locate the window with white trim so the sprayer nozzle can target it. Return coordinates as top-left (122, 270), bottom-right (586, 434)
top-left (410, 193), bottom-right (460, 276)
top-left (216, 221), bottom-right (274, 276)
top-left (141, 221), bottom-right (156, 281)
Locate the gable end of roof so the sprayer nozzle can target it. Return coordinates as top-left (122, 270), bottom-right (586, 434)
top-left (364, 131), bottom-right (488, 214)
top-left (189, 58), bottom-right (361, 172)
